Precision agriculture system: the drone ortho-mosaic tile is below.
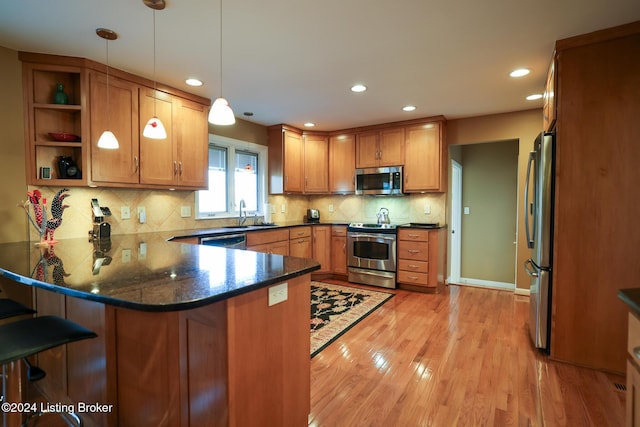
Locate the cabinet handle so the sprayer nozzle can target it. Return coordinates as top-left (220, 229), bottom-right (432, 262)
top-left (408, 264), bottom-right (419, 269)
top-left (134, 156), bottom-right (139, 172)
top-left (407, 249), bottom-right (420, 254)
top-left (173, 161), bottom-right (178, 175)
top-left (179, 162), bottom-right (183, 176)
top-left (408, 275), bottom-right (419, 280)
top-left (408, 233), bottom-right (420, 238)
top-left (634, 346), bottom-right (640, 360)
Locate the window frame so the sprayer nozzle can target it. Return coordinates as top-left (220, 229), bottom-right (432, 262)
top-left (195, 134), bottom-right (268, 220)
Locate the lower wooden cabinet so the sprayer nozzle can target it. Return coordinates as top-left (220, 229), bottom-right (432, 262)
top-left (289, 226), bottom-right (312, 258)
top-left (331, 226), bottom-right (347, 275)
top-left (246, 229), bottom-right (289, 255)
top-left (397, 227), bottom-right (445, 292)
top-left (627, 312), bottom-right (640, 426)
top-left (312, 225), bottom-right (331, 273)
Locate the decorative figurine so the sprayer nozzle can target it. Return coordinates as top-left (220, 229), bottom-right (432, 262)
top-left (18, 188), bottom-right (70, 246)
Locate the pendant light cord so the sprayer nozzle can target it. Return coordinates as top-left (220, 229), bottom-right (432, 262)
top-left (105, 39), bottom-right (111, 128)
top-left (219, 0), bottom-right (223, 97)
top-left (152, 9), bottom-right (158, 117)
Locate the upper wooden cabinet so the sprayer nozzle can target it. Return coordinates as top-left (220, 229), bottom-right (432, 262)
top-left (268, 125), bottom-right (304, 194)
top-left (139, 89), bottom-right (208, 189)
top-left (355, 127), bottom-right (405, 168)
top-left (329, 133), bottom-right (355, 193)
top-left (90, 71), bottom-right (140, 184)
top-left (303, 133), bottom-right (329, 193)
top-left (403, 121), bottom-right (446, 192)
top-left (20, 52), bottom-right (211, 190)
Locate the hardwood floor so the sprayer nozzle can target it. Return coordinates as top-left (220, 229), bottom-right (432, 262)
top-left (309, 283), bottom-right (626, 426)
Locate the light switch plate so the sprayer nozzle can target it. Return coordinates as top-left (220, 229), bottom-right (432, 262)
top-left (137, 206), bottom-right (146, 223)
top-left (268, 282), bottom-right (288, 306)
top-left (180, 206), bottom-right (191, 218)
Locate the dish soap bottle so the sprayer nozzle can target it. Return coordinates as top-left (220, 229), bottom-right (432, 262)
top-left (53, 83), bottom-right (68, 105)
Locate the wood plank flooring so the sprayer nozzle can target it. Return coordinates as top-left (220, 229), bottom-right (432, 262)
top-left (309, 282), bottom-right (626, 426)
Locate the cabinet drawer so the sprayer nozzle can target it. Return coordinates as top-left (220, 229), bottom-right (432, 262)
top-left (398, 228), bottom-right (429, 242)
top-left (398, 270), bottom-right (429, 286)
top-left (331, 226), bottom-right (347, 237)
top-left (289, 226), bottom-right (311, 239)
top-left (398, 242), bottom-right (429, 261)
top-left (628, 312), bottom-right (640, 362)
top-left (398, 259), bottom-right (428, 274)
top-left (246, 229), bottom-right (289, 246)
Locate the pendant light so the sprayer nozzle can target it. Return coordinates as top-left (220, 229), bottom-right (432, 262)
top-left (208, 0), bottom-right (235, 125)
top-left (143, 0), bottom-right (167, 139)
top-left (96, 28), bottom-right (119, 149)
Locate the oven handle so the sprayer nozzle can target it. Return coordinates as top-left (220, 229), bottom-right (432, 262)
top-left (348, 232), bottom-right (396, 241)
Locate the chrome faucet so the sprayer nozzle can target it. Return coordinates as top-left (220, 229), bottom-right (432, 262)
top-left (238, 199), bottom-right (247, 226)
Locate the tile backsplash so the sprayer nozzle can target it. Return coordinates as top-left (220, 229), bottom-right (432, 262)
top-left (25, 186), bottom-right (446, 240)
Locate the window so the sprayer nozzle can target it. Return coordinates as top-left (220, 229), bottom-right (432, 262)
top-left (196, 135), bottom-right (267, 219)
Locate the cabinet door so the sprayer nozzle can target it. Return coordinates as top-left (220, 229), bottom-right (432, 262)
top-left (404, 123), bottom-right (442, 192)
top-left (90, 72), bottom-right (140, 184)
top-left (312, 226), bottom-right (331, 273)
top-left (174, 98), bottom-right (208, 188)
top-left (139, 87), bottom-right (174, 186)
top-left (331, 227), bottom-right (347, 275)
top-left (290, 237), bottom-right (312, 258)
top-left (355, 131), bottom-right (379, 168)
top-left (303, 134), bottom-right (329, 193)
top-left (329, 134), bottom-right (355, 193)
top-left (284, 130), bottom-right (304, 193)
top-left (378, 127), bottom-right (405, 166)
top-left (543, 58), bottom-right (556, 132)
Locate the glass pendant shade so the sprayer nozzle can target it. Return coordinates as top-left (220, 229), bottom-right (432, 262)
top-left (208, 97), bottom-right (236, 125)
top-left (143, 116), bottom-right (167, 139)
top-left (97, 130), bottom-right (119, 149)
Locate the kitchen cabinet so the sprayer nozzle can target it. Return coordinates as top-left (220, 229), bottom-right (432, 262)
top-left (90, 71), bottom-right (140, 184)
top-left (397, 227), bottom-right (445, 292)
top-left (303, 133), bottom-right (329, 193)
top-left (627, 311), bottom-right (640, 427)
top-left (355, 127), bottom-right (404, 168)
top-left (312, 225), bottom-right (331, 273)
top-left (246, 229), bottom-right (289, 255)
top-left (21, 58), bottom-right (88, 186)
top-left (330, 226), bottom-right (347, 275)
top-left (20, 52), bottom-right (211, 190)
top-left (139, 88), bottom-right (209, 189)
top-left (329, 133), bottom-right (355, 193)
top-left (268, 125), bottom-right (304, 194)
top-left (289, 226), bottom-right (312, 258)
top-left (403, 121), bottom-right (446, 192)
top-left (549, 22), bottom-right (640, 374)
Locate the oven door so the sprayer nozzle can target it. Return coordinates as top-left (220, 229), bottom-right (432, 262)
top-left (347, 232), bottom-right (396, 271)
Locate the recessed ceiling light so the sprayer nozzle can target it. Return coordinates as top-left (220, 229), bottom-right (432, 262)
top-left (351, 84), bottom-right (367, 93)
top-left (402, 105), bottom-right (416, 112)
top-left (510, 68), bottom-right (530, 78)
top-left (185, 78), bottom-right (203, 87)
top-left (526, 93), bottom-right (543, 100)
top-left (304, 122), bottom-right (315, 127)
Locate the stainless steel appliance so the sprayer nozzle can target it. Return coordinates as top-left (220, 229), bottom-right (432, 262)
top-left (355, 166), bottom-right (403, 196)
top-left (347, 223), bottom-right (397, 288)
top-left (200, 233), bottom-right (247, 249)
top-left (523, 131), bottom-right (555, 353)
top-left (306, 208), bottom-right (320, 223)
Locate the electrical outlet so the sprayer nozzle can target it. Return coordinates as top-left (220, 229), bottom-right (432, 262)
top-left (328, 204), bottom-right (334, 213)
top-left (268, 282), bottom-right (288, 306)
top-left (138, 242), bottom-right (147, 260)
top-left (424, 204), bottom-right (431, 214)
top-left (180, 206), bottom-right (191, 218)
top-left (464, 206), bottom-right (470, 215)
top-left (121, 248), bottom-right (131, 263)
top-left (270, 205), bottom-right (276, 214)
top-left (121, 206), bottom-right (131, 220)
top-left (281, 204), bottom-right (286, 213)
top-left (137, 206), bottom-right (146, 223)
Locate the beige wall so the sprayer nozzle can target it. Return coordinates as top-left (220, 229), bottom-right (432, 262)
top-left (448, 109), bottom-right (542, 291)
top-left (0, 46), bottom-right (28, 243)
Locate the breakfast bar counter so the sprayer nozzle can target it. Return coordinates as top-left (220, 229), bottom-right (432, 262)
top-left (0, 233), bottom-right (320, 427)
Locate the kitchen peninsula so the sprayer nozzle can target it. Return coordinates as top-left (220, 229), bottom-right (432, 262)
top-left (0, 232), bottom-right (320, 427)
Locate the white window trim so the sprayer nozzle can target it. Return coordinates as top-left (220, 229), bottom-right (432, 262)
top-left (195, 134), bottom-right (268, 220)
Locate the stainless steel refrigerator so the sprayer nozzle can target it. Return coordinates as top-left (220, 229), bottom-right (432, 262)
top-left (523, 131), bottom-right (555, 353)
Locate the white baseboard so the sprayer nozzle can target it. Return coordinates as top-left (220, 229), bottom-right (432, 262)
top-left (452, 277), bottom-right (514, 291)
top-left (514, 288), bottom-right (530, 296)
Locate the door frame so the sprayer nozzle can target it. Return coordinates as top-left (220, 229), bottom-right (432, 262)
top-left (450, 160), bottom-right (462, 283)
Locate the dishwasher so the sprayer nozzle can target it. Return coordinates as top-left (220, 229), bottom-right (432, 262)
top-left (200, 233), bottom-right (246, 249)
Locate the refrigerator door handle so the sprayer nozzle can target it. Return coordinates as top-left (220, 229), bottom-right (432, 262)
top-left (524, 150), bottom-right (536, 249)
top-left (523, 258), bottom-right (539, 277)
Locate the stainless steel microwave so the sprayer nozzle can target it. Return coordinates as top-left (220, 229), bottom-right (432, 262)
top-left (355, 166), bottom-right (403, 195)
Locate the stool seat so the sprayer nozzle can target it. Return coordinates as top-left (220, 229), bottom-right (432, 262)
top-left (0, 315), bottom-right (97, 365)
top-left (0, 299), bottom-right (35, 320)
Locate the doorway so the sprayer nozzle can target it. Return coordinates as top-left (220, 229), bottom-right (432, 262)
top-left (450, 160), bottom-right (462, 283)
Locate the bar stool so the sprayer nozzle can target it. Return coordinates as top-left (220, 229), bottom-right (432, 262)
top-left (0, 308), bottom-right (97, 427)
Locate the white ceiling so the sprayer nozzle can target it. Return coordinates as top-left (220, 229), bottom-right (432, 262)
top-left (1, 0), bottom-right (640, 131)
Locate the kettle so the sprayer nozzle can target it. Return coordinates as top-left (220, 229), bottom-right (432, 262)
top-left (377, 207), bottom-right (390, 224)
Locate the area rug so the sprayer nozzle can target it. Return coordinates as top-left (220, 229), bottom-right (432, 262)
top-left (310, 281), bottom-right (394, 358)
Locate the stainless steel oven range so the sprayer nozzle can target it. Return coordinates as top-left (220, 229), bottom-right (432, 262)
top-left (347, 223), bottom-right (397, 289)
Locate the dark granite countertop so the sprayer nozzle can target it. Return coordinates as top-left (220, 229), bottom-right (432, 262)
top-left (619, 288), bottom-right (640, 314)
top-left (168, 221), bottom-right (350, 240)
top-left (396, 223), bottom-right (448, 229)
top-left (0, 232), bottom-right (320, 312)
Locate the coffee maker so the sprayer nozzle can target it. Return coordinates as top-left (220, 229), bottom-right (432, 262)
top-left (89, 198), bottom-right (112, 240)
